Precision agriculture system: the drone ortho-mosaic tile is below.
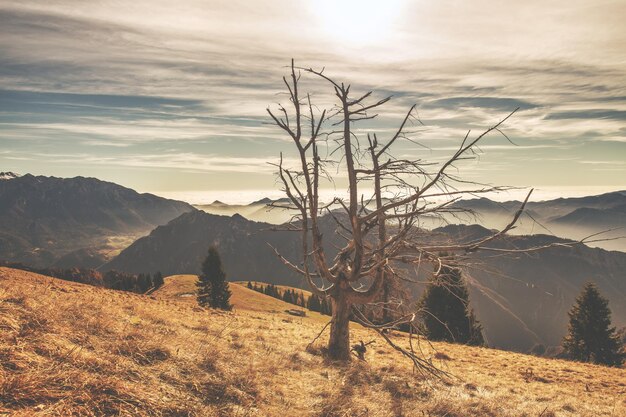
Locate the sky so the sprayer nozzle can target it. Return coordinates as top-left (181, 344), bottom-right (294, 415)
top-left (0, 0), bottom-right (625, 203)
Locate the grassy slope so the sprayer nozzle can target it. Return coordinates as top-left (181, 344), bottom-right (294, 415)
top-left (0, 267), bottom-right (623, 417)
top-left (154, 275), bottom-right (318, 318)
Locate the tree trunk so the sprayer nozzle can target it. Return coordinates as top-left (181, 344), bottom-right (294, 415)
top-left (328, 291), bottom-right (352, 361)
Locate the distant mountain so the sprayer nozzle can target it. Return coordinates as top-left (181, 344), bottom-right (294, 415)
top-left (103, 210), bottom-right (304, 283)
top-left (104, 210), bottom-right (626, 352)
top-left (451, 190), bottom-right (626, 252)
top-left (197, 190), bottom-right (626, 251)
top-left (0, 174), bottom-right (195, 266)
top-left (550, 206), bottom-right (626, 228)
top-left (195, 196), bottom-right (297, 224)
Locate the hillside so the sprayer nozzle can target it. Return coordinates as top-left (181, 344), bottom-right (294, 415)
top-left (0, 174), bottom-right (194, 267)
top-left (104, 210), bottom-right (626, 351)
top-left (103, 210), bottom-right (306, 283)
top-left (1, 267), bottom-right (624, 416)
top-left (153, 275), bottom-right (317, 317)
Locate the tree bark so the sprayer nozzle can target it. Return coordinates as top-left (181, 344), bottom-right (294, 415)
top-left (328, 290), bottom-right (352, 361)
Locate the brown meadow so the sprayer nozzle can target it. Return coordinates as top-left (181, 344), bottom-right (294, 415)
top-left (0, 267), bottom-right (624, 416)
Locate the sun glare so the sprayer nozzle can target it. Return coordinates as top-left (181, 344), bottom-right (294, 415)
top-left (312, 0), bottom-right (407, 47)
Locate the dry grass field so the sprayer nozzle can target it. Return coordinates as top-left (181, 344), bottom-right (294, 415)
top-left (1, 267), bottom-right (624, 416)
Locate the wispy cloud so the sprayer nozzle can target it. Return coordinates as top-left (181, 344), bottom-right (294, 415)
top-left (0, 0), bottom-right (624, 192)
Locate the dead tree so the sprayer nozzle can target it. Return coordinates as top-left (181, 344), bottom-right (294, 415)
top-left (266, 60), bottom-right (599, 371)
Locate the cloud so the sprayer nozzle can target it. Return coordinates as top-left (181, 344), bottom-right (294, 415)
top-left (545, 110), bottom-right (626, 121)
top-left (0, 0), bottom-right (624, 192)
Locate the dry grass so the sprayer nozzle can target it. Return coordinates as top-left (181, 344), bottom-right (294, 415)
top-left (1, 267), bottom-right (624, 416)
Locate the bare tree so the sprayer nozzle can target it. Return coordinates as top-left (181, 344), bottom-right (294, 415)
top-left (266, 60), bottom-right (595, 369)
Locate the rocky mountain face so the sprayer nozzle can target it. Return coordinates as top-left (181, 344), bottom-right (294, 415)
top-left (104, 210), bottom-right (626, 352)
top-left (0, 174), bottom-right (194, 266)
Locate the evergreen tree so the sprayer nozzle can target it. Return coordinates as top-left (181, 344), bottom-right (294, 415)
top-left (137, 273), bottom-right (151, 293)
top-left (307, 294), bottom-right (321, 312)
top-left (562, 283), bottom-right (624, 366)
top-left (247, 281), bottom-right (253, 290)
top-left (153, 271), bottom-right (164, 289)
top-left (418, 265), bottom-right (484, 346)
top-left (197, 246), bottom-right (232, 310)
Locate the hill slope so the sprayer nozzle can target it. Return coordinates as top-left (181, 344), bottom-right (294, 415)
top-left (103, 210), bottom-right (305, 283)
top-left (0, 174), bottom-right (194, 266)
top-left (153, 274), bottom-right (318, 317)
top-left (1, 268), bottom-right (624, 416)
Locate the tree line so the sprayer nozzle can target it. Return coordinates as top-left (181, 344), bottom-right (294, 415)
top-left (246, 281), bottom-right (332, 315)
top-left (0, 261), bottom-right (164, 294)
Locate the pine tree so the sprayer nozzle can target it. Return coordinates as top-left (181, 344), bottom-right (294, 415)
top-left (418, 265), bottom-right (484, 346)
top-left (247, 281), bottom-right (253, 290)
top-left (562, 283), bottom-right (624, 366)
top-left (153, 271), bottom-right (164, 289)
top-left (197, 246), bottom-right (232, 310)
top-left (307, 294), bottom-right (321, 312)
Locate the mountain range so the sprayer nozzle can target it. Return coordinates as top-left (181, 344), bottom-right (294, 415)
top-left (449, 190), bottom-right (626, 252)
top-left (196, 190), bottom-right (626, 252)
top-left (194, 197), bottom-right (295, 224)
top-left (1, 173), bottom-right (624, 351)
top-left (0, 173), bottom-right (194, 267)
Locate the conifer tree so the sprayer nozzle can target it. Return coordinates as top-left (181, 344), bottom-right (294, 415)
top-left (153, 271), bottom-right (164, 289)
top-left (247, 281), bottom-right (253, 290)
top-left (418, 265), bottom-right (484, 346)
top-left (562, 283), bottom-right (624, 366)
top-left (307, 294), bottom-right (321, 312)
top-left (197, 246), bottom-right (232, 310)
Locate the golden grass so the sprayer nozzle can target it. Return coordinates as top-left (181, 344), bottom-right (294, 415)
top-left (153, 275), bottom-right (318, 319)
top-left (1, 267), bottom-right (624, 416)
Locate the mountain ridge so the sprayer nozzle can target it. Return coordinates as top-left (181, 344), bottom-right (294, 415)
top-left (0, 174), bottom-right (195, 266)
